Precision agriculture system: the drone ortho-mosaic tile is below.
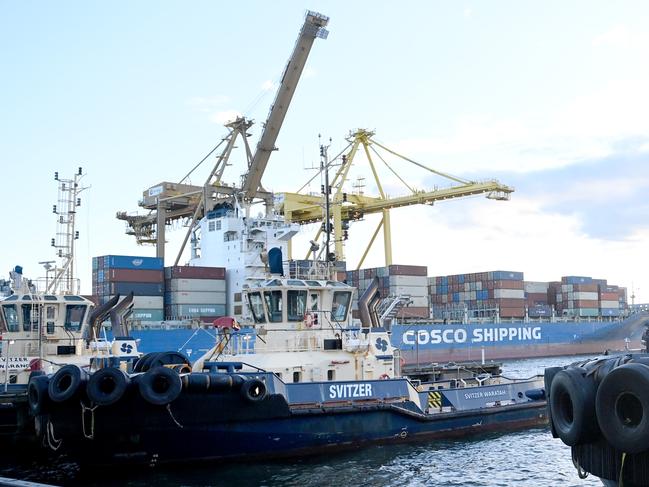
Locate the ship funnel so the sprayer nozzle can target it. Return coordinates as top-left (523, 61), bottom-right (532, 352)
top-left (359, 276), bottom-right (381, 330)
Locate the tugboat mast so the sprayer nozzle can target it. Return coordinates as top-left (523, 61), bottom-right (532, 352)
top-left (48, 167), bottom-right (88, 295)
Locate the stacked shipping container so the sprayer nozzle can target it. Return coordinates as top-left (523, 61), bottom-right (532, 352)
top-left (346, 265), bottom-right (429, 319)
top-left (553, 276), bottom-right (627, 318)
top-left (164, 266), bottom-right (226, 322)
top-left (428, 270), bottom-right (526, 319)
top-left (92, 255), bottom-right (165, 321)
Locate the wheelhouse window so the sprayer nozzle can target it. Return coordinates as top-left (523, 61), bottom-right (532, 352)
top-left (331, 291), bottom-right (351, 322)
top-left (21, 304), bottom-right (39, 332)
top-left (64, 305), bottom-right (87, 332)
top-left (1, 305), bottom-right (19, 332)
top-left (46, 306), bottom-right (56, 334)
top-left (247, 292), bottom-right (267, 323)
top-left (287, 290), bottom-right (307, 322)
top-left (263, 290), bottom-right (283, 323)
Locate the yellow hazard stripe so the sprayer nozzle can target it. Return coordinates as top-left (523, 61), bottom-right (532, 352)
top-left (427, 391), bottom-right (442, 409)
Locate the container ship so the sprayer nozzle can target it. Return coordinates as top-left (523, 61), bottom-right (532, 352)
top-left (88, 254), bottom-right (649, 365)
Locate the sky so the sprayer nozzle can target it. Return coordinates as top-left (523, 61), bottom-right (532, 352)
top-left (1, 1), bottom-right (648, 302)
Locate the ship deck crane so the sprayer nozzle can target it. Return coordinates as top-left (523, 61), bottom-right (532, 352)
top-left (276, 129), bottom-right (514, 268)
top-left (117, 11), bottom-right (329, 263)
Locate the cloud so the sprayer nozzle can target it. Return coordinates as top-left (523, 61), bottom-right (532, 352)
top-left (187, 95), bottom-right (230, 113)
top-left (592, 24), bottom-right (649, 49)
top-left (261, 79), bottom-right (276, 91)
top-left (464, 7), bottom-right (473, 17)
top-left (209, 110), bottom-right (242, 125)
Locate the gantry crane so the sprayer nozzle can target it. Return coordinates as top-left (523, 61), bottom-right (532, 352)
top-left (275, 129), bottom-right (514, 268)
top-left (117, 11), bottom-right (330, 263)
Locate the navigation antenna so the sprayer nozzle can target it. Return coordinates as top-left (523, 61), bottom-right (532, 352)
top-left (49, 168), bottom-right (89, 294)
top-left (319, 135), bottom-right (335, 267)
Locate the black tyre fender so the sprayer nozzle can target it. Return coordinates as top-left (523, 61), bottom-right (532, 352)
top-left (148, 352), bottom-right (191, 369)
top-left (544, 366), bottom-right (563, 438)
top-left (87, 368), bottom-right (131, 406)
top-left (133, 352), bottom-right (162, 373)
top-left (48, 365), bottom-right (88, 403)
top-left (28, 375), bottom-right (50, 416)
top-left (596, 363), bottom-right (649, 453)
top-left (550, 367), bottom-right (598, 446)
top-left (138, 366), bottom-right (182, 405)
top-left (240, 378), bottom-right (267, 403)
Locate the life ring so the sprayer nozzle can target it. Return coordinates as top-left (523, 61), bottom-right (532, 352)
top-left (304, 312), bottom-right (315, 328)
top-left (596, 363), bottom-right (649, 453)
top-left (549, 367), bottom-right (598, 446)
top-left (28, 375), bottom-right (50, 416)
top-left (87, 367), bottom-right (130, 406)
top-left (240, 378), bottom-right (267, 403)
top-left (48, 365), bottom-right (88, 403)
top-left (138, 366), bottom-right (182, 405)
top-left (379, 374), bottom-right (390, 380)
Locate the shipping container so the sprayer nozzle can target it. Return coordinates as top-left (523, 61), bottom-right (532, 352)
top-left (599, 300), bottom-right (620, 309)
top-left (99, 268), bottom-right (164, 283)
top-left (528, 305), bottom-right (552, 317)
top-left (494, 280), bottom-right (524, 290)
top-left (524, 281), bottom-right (549, 294)
top-left (108, 282), bottom-right (164, 296)
top-left (562, 276), bottom-right (593, 285)
top-left (493, 271), bottom-right (524, 281)
top-left (574, 292), bottom-right (598, 301)
top-left (165, 304), bottom-right (227, 317)
top-left (164, 266), bottom-right (226, 280)
top-left (494, 289), bottom-right (525, 299)
top-left (164, 290), bottom-right (227, 305)
top-left (165, 278), bottom-right (226, 292)
top-left (600, 308), bottom-right (621, 317)
top-left (500, 307), bottom-right (526, 318)
top-left (101, 255), bottom-right (164, 271)
top-left (130, 309), bottom-right (165, 321)
top-left (387, 264), bottom-right (428, 277)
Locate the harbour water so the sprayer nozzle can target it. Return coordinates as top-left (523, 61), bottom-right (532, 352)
top-left (1, 355), bottom-right (600, 486)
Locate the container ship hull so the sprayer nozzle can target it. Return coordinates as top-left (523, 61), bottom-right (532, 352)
top-left (392, 312), bottom-right (649, 364)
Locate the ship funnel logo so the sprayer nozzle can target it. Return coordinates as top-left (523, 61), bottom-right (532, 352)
top-left (132, 259), bottom-right (143, 267)
top-left (120, 343), bottom-right (133, 354)
top-left (375, 337), bottom-right (388, 352)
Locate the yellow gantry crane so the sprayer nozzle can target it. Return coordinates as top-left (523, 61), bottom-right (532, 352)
top-left (276, 129), bottom-right (514, 269)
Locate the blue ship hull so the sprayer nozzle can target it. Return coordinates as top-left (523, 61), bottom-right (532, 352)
top-left (126, 312), bottom-right (649, 366)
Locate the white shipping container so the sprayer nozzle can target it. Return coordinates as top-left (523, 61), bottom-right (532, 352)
top-left (494, 289), bottom-right (525, 299)
top-left (574, 292), bottom-right (598, 300)
top-left (389, 284), bottom-right (428, 297)
top-left (524, 281), bottom-right (550, 294)
top-left (409, 296), bottom-right (429, 307)
top-left (561, 284), bottom-right (573, 292)
top-left (166, 291), bottom-right (226, 305)
top-left (167, 278), bottom-right (226, 292)
top-left (476, 281), bottom-right (482, 291)
top-left (427, 277), bottom-right (435, 286)
top-left (600, 300), bottom-right (619, 308)
top-left (388, 275), bottom-right (428, 287)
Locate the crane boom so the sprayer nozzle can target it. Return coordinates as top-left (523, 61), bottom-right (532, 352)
top-left (241, 10), bottom-right (329, 200)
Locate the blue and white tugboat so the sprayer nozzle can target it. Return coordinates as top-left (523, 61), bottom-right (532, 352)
top-left (32, 254), bottom-right (548, 467)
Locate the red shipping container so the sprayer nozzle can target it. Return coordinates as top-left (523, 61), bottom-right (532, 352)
top-left (164, 266), bottom-right (225, 280)
top-left (573, 284), bottom-right (598, 292)
top-left (107, 268), bottom-right (164, 283)
top-left (495, 298), bottom-right (525, 308)
top-left (387, 264), bottom-right (427, 276)
top-left (599, 292), bottom-right (619, 301)
top-left (493, 280), bottom-right (524, 290)
top-left (500, 307), bottom-right (526, 318)
top-left (575, 299), bottom-right (599, 308)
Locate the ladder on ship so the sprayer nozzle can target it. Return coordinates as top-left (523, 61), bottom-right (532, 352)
top-left (378, 294), bottom-right (413, 327)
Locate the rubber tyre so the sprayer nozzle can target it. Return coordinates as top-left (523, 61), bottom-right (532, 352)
top-left (148, 352), bottom-right (191, 369)
top-left (87, 368), bottom-right (130, 406)
top-left (28, 375), bottom-right (50, 416)
top-left (133, 352), bottom-right (162, 373)
top-left (240, 378), bottom-right (267, 403)
top-left (596, 363), bottom-right (649, 453)
top-left (550, 367), bottom-right (598, 446)
top-left (48, 365), bottom-right (88, 403)
top-left (138, 366), bottom-right (182, 406)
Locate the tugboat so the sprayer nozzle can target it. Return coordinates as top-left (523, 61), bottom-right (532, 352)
top-left (31, 253), bottom-right (548, 467)
top-left (545, 330), bottom-right (649, 486)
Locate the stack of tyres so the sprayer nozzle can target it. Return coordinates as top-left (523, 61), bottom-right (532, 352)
top-left (545, 353), bottom-right (649, 485)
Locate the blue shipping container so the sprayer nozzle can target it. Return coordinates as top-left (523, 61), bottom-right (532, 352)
top-left (493, 270), bottom-right (524, 281)
top-left (601, 308), bottom-right (621, 317)
top-left (564, 276), bottom-right (593, 285)
top-left (101, 255), bottom-right (164, 271)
